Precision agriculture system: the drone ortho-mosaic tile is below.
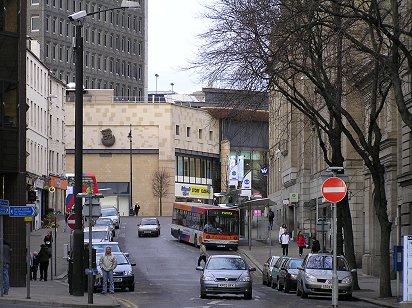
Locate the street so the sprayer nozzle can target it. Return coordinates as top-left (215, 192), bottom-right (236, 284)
top-left (110, 216), bottom-right (381, 308)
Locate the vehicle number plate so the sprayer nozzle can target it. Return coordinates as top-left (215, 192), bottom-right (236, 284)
top-left (217, 245), bottom-right (225, 248)
top-left (321, 284), bottom-right (332, 289)
top-left (114, 278), bottom-right (122, 282)
top-left (218, 283), bottom-right (236, 288)
top-left (144, 231), bottom-right (151, 233)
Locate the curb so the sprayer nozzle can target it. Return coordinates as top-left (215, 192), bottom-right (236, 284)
top-left (351, 296), bottom-right (400, 308)
top-left (0, 297), bottom-right (120, 307)
top-left (238, 248), bottom-right (263, 274)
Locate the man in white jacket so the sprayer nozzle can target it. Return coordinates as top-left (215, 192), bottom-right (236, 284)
top-left (280, 230), bottom-right (290, 256)
top-left (99, 247), bottom-right (117, 294)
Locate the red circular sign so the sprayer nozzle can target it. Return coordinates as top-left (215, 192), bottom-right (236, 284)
top-left (67, 213), bottom-right (80, 230)
top-left (321, 177), bottom-right (347, 203)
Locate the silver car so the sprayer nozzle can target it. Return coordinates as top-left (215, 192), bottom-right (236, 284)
top-left (137, 218), bottom-right (160, 237)
top-left (196, 255), bottom-right (256, 299)
top-left (262, 255), bottom-right (280, 286)
top-left (296, 253), bottom-right (354, 299)
top-left (101, 207), bottom-right (120, 229)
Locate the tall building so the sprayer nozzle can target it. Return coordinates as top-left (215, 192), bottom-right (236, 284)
top-left (26, 0), bottom-right (148, 99)
top-left (0, 0), bottom-right (28, 286)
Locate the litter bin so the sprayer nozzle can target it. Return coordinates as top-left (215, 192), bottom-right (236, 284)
top-left (129, 208), bottom-right (134, 216)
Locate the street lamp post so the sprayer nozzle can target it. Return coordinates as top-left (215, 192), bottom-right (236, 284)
top-left (170, 82), bottom-right (174, 92)
top-left (128, 124), bottom-right (133, 213)
top-left (155, 73), bottom-right (159, 94)
top-left (68, 0), bottom-right (140, 297)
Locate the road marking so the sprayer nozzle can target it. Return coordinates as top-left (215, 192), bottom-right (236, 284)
top-left (117, 298), bottom-right (138, 308)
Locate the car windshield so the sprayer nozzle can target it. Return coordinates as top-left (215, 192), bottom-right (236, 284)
top-left (206, 257), bottom-right (246, 270)
top-left (101, 208), bottom-right (117, 216)
top-left (306, 256), bottom-right (348, 270)
top-left (288, 259), bottom-right (303, 269)
top-left (141, 219), bottom-right (157, 225)
top-left (95, 219), bottom-right (112, 226)
top-left (92, 244), bottom-right (121, 253)
top-left (84, 231), bottom-right (107, 240)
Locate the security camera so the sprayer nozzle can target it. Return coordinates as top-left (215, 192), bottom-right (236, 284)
top-left (68, 10), bottom-right (87, 21)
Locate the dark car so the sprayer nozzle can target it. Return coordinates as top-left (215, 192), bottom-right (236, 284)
top-left (95, 252), bottom-right (136, 292)
top-left (296, 253), bottom-right (354, 299)
top-left (196, 255), bottom-right (256, 299)
top-left (277, 257), bottom-right (303, 293)
top-left (262, 256), bottom-right (280, 286)
top-left (270, 256), bottom-right (289, 289)
top-left (137, 218), bottom-right (161, 237)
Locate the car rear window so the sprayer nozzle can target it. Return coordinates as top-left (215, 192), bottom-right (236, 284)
top-left (93, 244), bottom-right (121, 253)
top-left (102, 208), bottom-right (117, 216)
top-left (306, 255), bottom-right (348, 270)
top-left (288, 259), bottom-right (303, 269)
top-left (206, 257), bottom-right (246, 270)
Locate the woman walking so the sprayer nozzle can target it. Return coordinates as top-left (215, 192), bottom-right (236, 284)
top-left (296, 231), bottom-right (306, 257)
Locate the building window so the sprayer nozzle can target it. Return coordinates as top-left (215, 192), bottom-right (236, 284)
top-left (176, 125), bottom-right (180, 135)
top-left (198, 129), bottom-right (203, 139)
top-left (31, 0), bottom-right (40, 4)
top-left (187, 127), bottom-right (191, 137)
top-left (31, 16), bottom-right (40, 31)
top-left (209, 130), bottom-right (213, 140)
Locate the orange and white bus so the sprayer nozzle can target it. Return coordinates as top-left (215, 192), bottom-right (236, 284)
top-left (171, 201), bottom-right (240, 250)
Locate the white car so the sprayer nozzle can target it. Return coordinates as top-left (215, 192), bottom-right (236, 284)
top-left (101, 207), bottom-right (120, 229)
top-left (137, 218), bottom-right (160, 237)
top-left (83, 226), bottom-right (112, 243)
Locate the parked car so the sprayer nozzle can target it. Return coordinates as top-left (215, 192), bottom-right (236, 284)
top-left (94, 217), bottom-right (115, 238)
top-left (92, 242), bottom-right (126, 255)
top-left (296, 253), bottom-right (354, 299)
top-left (95, 252), bottom-right (136, 292)
top-left (270, 256), bottom-right (289, 288)
top-left (83, 226), bottom-right (112, 243)
top-left (196, 254), bottom-right (256, 299)
top-left (137, 218), bottom-right (161, 237)
top-left (277, 257), bottom-right (303, 292)
top-left (101, 207), bottom-right (120, 229)
top-left (262, 256), bottom-right (280, 286)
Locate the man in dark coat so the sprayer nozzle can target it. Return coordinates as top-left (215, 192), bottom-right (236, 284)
top-left (38, 244), bottom-right (51, 281)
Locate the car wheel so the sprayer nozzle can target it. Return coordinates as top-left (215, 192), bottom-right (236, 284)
top-left (340, 293), bottom-right (352, 300)
top-left (267, 276), bottom-right (272, 287)
top-left (271, 279), bottom-right (276, 289)
top-left (300, 283), bottom-right (308, 298)
top-left (244, 291), bottom-right (252, 299)
top-left (194, 235), bottom-right (198, 248)
top-left (129, 284), bottom-right (135, 292)
top-left (138, 233), bottom-right (141, 237)
top-left (262, 275), bottom-right (266, 285)
top-left (283, 281), bottom-right (290, 293)
top-left (277, 279), bottom-right (283, 291)
top-left (296, 284), bottom-right (301, 296)
top-left (200, 291), bottom-right (206, 299)
top-left (178, 231), bottom-right (182, 242)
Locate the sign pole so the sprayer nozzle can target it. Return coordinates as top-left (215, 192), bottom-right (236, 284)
top-left (88, 195), bottom-right (93, 304)
top-left (332, 200), bottom-right (338, 307)
top-left (26, 220), bottom-right (31, 299)
top-left (0, 215), bottom-right (3, 297)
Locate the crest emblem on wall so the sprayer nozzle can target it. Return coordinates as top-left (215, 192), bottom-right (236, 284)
top-left (101, 128), bottom-right (116, 147)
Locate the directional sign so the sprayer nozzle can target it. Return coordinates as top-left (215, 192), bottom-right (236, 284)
top-left (321, 177), bottom-right (347, 203)
top-left (9, 206), bottom-right (36, 217)
top-left (0, 199), bottom-right (9, 206)
top-left (0, 206), bottom-right (9, 215)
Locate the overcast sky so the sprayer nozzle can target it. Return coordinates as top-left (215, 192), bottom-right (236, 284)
top-left (148, 0), bottom-right (207, 94)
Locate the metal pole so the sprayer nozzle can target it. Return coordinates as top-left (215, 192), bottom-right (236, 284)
top-left (332, 201), bottom-right (338, 307)
top-left (88, 196), bottom-right (93, 304)
top-left (54, 214), bottom-right (57, 277)
top-left (26, 221), bottom-right (31, 299)
top-left (129, 124), bottom-right (133, 213)
top-left (72, 22), bottom-right (85, 296)
top-left (248, 204), bottom-right (251, 251)
top-left (0, 215), bottom-right (4, 297)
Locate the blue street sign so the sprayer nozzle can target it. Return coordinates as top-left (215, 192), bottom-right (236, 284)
top-left (0, 206), bottom-right (9, 215)
top-left (0, 199), bottom-right (9, 206)
top-left (9, 206), bottom-right (35, 217)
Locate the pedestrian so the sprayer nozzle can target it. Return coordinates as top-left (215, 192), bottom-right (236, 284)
top-left (30, 251), bottom-right (40, 280)
top-left (311, 237), bottom-right (321, 253)
top-left (38, 244), bottom-right (51, 281)
top-left (44, 231), bottom-right (53, 248)
top-left (268, 208), bottom-right (275, 230)
top-left (296, 231), bottom-right (306, 257)
top-left (278, 224), bottom-right (287, 243)
top-left (63, 212), bottom-right (69, 232)
top-left (2, 241), bottom-right (11, 295)
top-left (99, 246), bottom-right (117, 294)
top-left (197, 243), bottom-right (208, 266)
top-left (280, 229), bottom-right (290, 256)
top-left (135, 202), bottom-right (141, 216)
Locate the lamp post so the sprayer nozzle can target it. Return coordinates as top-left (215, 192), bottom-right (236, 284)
top-left (170, 82), bottom-right (174, 92)
top-left (128, 124), bottom-right (133, 213)
top-left (68, 0), bottom-right (140, 297)
top-left (155, 73), bottom-right (159, 94)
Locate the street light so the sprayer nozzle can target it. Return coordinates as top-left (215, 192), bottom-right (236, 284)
top-left (68, 0), bottom-right (140, 298)
top-left (155, 73), bottom-right (159, 94)
top-left (170, 82), bottom-right (174, 92)
top-left (128, 124), bottom-right (133, 214)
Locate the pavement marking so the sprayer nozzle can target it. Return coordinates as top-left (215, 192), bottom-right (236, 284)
top-left (117, 298), bottom-right (138, 308)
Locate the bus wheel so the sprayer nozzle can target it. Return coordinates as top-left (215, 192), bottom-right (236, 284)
top-left (178, 231), bottom-right (182, 242)
top-left (194, 235), bottom-right (198, 248)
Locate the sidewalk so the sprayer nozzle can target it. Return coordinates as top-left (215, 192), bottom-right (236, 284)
top-left (238, 235), bottom-right (402, 308)
top-left (0, 216), bottom-right (119, 307)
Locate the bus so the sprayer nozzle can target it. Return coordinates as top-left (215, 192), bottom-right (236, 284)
top-left (65, 173), bottom-right (98, 213)
top-left (171, 202), bottom-right (240, 250)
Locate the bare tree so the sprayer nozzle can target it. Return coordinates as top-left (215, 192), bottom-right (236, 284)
top-left (193, 0), bottom-right (408, 295)
top-left (152, 169), bottom-right (171, 216)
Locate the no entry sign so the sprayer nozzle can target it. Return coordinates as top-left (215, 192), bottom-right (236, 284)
top-left (321, 177), bottom-right (347, 203)
top-left (67, 213), bottom-right (83, 230)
